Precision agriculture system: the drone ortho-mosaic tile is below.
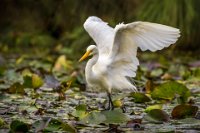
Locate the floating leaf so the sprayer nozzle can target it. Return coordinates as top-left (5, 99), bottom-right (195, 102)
top-left (161, 73), bottom-right (173, 80)
top-left (8, 82), bottom-right (25, 94)
top-left (33, 118), bottom-right (76, 133)
top-left (45, 119), bottom-right (74, 132)
top-left (10, 120), bottom-right (30, 133)
top-left (16, 56), bottom-right (25, 64)
top-left (62, 122), bottom-right (77, 133)
top-left (145, 104), bottom-right (163, 113)
top-left (23, 74), bottom-right (44, 89)
top-left (144, 109), bottom-right (170, 124)
top-left (130, 92), bottom-right (151, 103)
top-left (81, 111), bottom-right (106, 124)
top-left (191, 67), bottom-right (200, 78)
top-left (82, 109), bottom-right (130, 124)
top-left (173, 118), bottom-right (200, 124)
top-left (0, 117), bottom-right (4, 127)
top-left (0, 66), bottom-right (5, 76)
top-left (151, 81), bottom-right (190, 103)
top-left (4, 70), bottom-right (23, 83)
top-left (145, 80), bottom-right (155, 93)
top-left (113, 99), bottom-right (123, 108)
top-left (171, 104), bottom-right (198, 119)
top-left (53, 55), bottom-right (73, 71)
top-left (151, 68), bottom-right (163, 77)
top-left (32, 74), bottom-right (44, 89)
top-left (72, 104), bottom-right (88, 119)
top-left (103, 109), bottom-right (130, 124)
top-left (23, 75), bottom-right (33, 88)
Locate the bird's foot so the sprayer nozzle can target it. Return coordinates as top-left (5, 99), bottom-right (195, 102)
top-left (105, 92), bottom-right (115, 111)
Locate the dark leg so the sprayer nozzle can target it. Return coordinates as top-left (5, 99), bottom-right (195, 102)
top-left (121, 105), bottom-right (126, 113)
top-left (106, 92), bottom-right (114, 110)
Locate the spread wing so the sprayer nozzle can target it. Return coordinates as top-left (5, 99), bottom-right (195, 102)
top-left (107, 22), bottom-right (180, 90)
top-left (84, 16), bottom-right (114, 56)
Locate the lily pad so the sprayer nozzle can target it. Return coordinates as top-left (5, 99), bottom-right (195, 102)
top-left (32, 74), bottom-right (44, 89)
top-left (144, 109), bottom-right (170, 124)
top-left (33, 118), bottom-right (76, 133)
top-left (151, 68), bottom-right (163, 77)
top-left (10, 120), bottom-right (30, 133)
top-left (113, 99), bottom-right (123, 108)
top-left (0, 117), bottom-right (5, 127)
top-left (103, 109), bottom-right (130, 124)
top-left (145, 104), bottom-right (163, 113)
top-left (82, 109), bottom-right (130, 124)
top-left (81, 111), bottom-right (106, 124)
top-left (171, 104), bottom-right (198, 119)
top-left (23, 74), bottom-right (44, 89)
top-left (72, 104), bottom-right (88, 119)
top-left (8, 82), bottom-right (25, 94)
top-left (131, 92), bottom-right (151, 103)
top-left (151, 81), bottom-right (190, 103)
top-left (53, 55), bottom-right (73, 72)
top-left (145, 80), bottom-right (155, 93)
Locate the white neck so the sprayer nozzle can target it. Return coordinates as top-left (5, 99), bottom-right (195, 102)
top-left (85, 53), bottom-right (99, 81)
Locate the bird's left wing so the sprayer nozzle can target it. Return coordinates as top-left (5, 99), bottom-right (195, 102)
top-left (84, 16), bottom-right (114, 56)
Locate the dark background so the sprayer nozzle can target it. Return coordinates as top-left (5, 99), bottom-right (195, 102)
top-left (0, 0), bottom-right (199, 59)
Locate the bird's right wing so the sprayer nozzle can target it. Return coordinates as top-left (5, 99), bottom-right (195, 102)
top-left (107, 21), bottom-right (180, 82)
top-left (109, 21), bottom-right (180, 71)
top-left (84, 16), bottom-right (114, 56)
top-left (113, 22), bottom-right (180, 52)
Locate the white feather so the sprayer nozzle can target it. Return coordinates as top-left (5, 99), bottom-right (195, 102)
top-left (84, 16), bottom-right (114, 56)
top-left (83, 16), bottom-right (180, 92)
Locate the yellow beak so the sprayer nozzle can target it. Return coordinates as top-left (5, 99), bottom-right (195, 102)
top-left (79, 51), bottom-right (91, 62)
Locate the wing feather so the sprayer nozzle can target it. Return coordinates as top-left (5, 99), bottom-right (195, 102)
top-left (84, 17), bottom-right (180, 91)
top-left (84, 16), bottom-right (114, 56)
top-left (106, 21), bottom-right (180, 90)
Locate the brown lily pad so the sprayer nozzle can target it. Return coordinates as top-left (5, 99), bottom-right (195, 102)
top-left (171, 104), bottom-right (198, 119)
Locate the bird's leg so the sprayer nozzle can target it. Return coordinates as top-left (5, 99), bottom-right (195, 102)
top-left (106, 92), bottom-right (114, 110)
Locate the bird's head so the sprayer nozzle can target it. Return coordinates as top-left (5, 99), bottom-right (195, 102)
top-left (79, 45), bottom-right (97, 62)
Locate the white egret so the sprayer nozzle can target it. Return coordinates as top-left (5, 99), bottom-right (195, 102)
top-left (79, 16), bottom-right (180, 110)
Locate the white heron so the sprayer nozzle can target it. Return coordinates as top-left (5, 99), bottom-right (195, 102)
top-left (79, 16), bottom-right (180, 110)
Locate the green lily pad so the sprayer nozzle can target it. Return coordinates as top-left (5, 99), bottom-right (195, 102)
top-left (113, 99), bottom-right (123, 107)
top-left (81, 111), bottom-right (106, 124)
top-left (151, 81), bottom-right (190, 103)
top-left (171, 104), bottom-right (198, 119)
top-left (23, 75), bottom-right (33, 88)
top-left (131, 92), bottom-right (151, 103)
top-left (0, 117), bottom-right (5, 127)
top-left (8, 82), bottom-right (25, 94)
top-left (10, 120), bottom-right (30, 133)
top-left (102, 109), bottom-right (130, 124)
top-left (144, 109), bottom-right (170, 124)
top-left (151, 68), bottom-right (163, 77)
top-left (33, 118), bottom-right (76, 133)
top-left (23, 74), bottom-right (44, 89)
top-left (145, 104), bottom-right (163, 113)
top-left (82, 109), bottom-right (130, 124)
top-left (72, 104), bottom-right (88, 119)
top-left (32, 74), bottom-right (44, 89)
